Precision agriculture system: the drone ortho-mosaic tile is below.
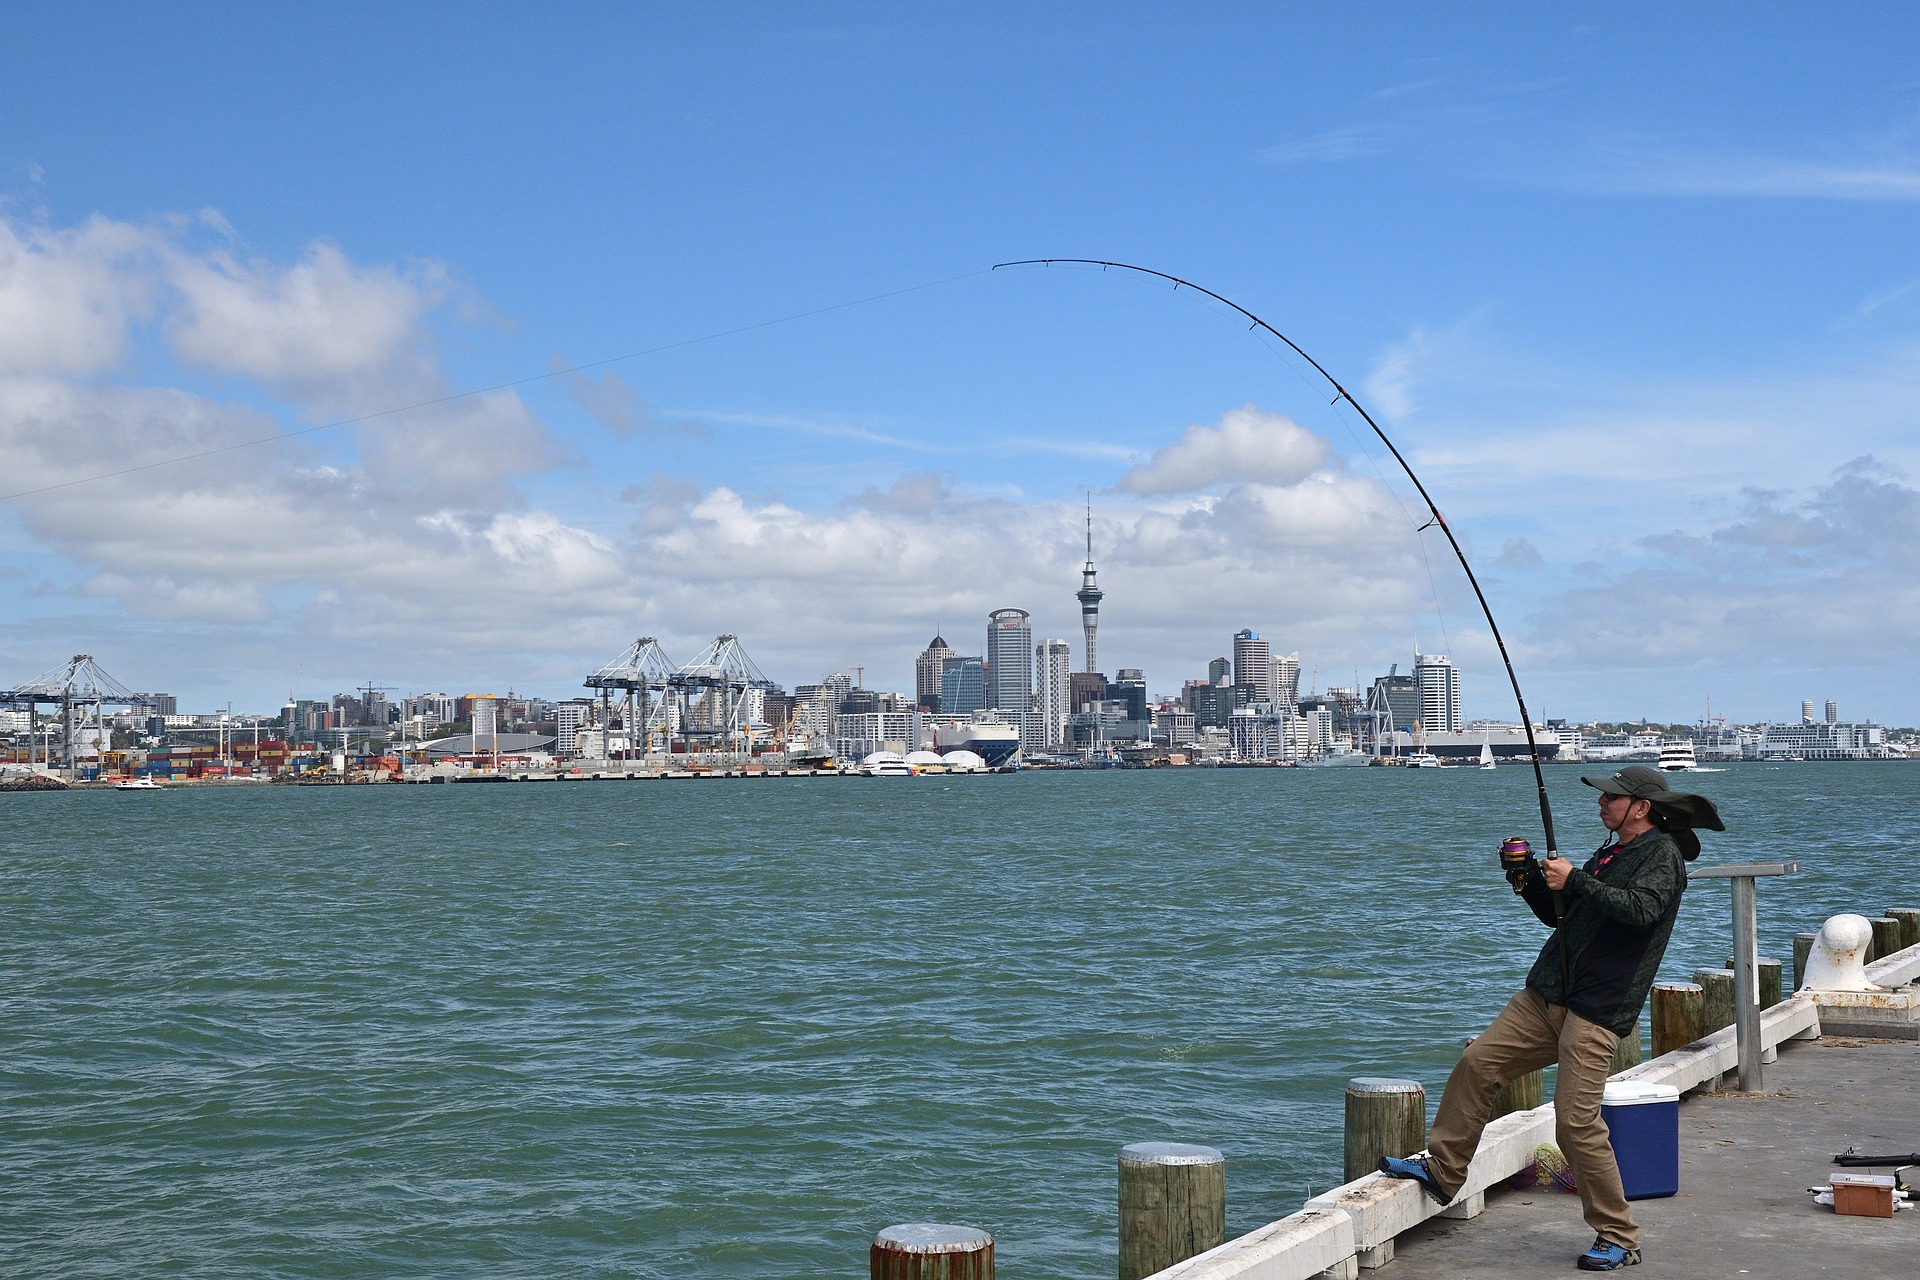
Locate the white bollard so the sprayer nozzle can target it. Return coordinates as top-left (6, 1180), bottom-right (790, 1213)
top-left (1800, 914), bottom-right (1881, 992)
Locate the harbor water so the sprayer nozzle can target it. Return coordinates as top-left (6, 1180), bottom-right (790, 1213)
top-left (4, 764), bottom-right (1914, 1277)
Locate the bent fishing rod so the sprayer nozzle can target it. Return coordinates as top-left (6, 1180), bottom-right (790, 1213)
top-left (994, 258), bottom-right (1561, 861)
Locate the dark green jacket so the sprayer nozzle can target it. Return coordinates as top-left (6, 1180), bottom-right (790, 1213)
top-left (1520, 829), bottom-right (1687, 1037)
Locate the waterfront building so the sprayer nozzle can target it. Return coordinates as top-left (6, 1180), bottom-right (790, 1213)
top-left (1153, 705), bottom-right (1196, 747)
top-left (1035, 638), bottom-right (1072, 750)
top-left (986, 609), bottom-right (1033, 712)
top-left (914, 633), bottom-right (954, 711)
top-left (1076, 504), bottom-right (1104, 673)
top-left (1414, 652), bottom-right (1462, 734)
top-left (1232, 629), bottom-right (1272, 703)
top-left (940, 657), bottom-right (987, 716)
top-left (1759, 718), bottom-right (1885, 760)
top-left (1271, 651), bottom-right (1301, 706)
top-left (832, 709), bottom-right (917, 763)
top-left (556, 699), bottom-right (593, 758)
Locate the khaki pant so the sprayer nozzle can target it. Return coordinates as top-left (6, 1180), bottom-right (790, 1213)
top-left (1427, 987), bottom-right (1637, 1249)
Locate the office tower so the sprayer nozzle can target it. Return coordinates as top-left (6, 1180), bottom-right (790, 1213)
top-left (1271, 651), bottom-right (1301, 706)
top-left (1825, 700), bottom-right (1838, 725)
top-left (915, 633), bottom-right (954, 711)
top-left (1233, 629), bottom-right (1272, 703)
top-left (1076, 502), bottom-right (1103, 673)
top-left (1801, 699), bottom-right (1816, 725)
top-left (1111, 668), bottom-right (1147, 725)
top-left (986, 609), bottom-right (1034, 711)
top-left (556, 700), bottom-right (591, 757)
top-left (1414, 652), bottom-right (1462, 733)
top-left (1207, 657), bottom-right (1231, 686)
top-left (471, 696), bottom-right (499, 745)
top-left (940, 657), bottom-right (987, 716)
top-left (1037, 638), bottom-right (1072, 748)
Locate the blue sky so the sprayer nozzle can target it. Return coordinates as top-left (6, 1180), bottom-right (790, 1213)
top-left (4, 4), bottom-right (1920, 723)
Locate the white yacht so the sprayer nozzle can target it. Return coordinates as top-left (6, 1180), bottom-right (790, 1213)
top-left (114, 776), bottom-right (163, 790)
top-left (859, 751), bottom-right (912, 777)
top-left (1657, 740), bottom-right (1697, 772)
top-left (1403, 751), bottom-right (1446, 768)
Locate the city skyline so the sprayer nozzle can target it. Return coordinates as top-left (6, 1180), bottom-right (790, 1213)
top-left (6, 11), bottom-right (1920, 722)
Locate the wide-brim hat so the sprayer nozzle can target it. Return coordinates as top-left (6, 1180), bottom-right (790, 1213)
top-left (1581, 764), bottom-right (1726, 833)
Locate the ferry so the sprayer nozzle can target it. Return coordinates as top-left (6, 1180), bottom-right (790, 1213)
top-left (1403, 751), bottom-right (1446, 769)
top-left (858, 751), bottom-right (912, 777)
top-left (1657, 740), bottom-right (1697, 772)
top-left (114, 776), bottom-right (163, 790)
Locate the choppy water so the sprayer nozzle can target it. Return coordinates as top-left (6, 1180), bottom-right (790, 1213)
top-left (4, 763), bottom-right (1915, 1277)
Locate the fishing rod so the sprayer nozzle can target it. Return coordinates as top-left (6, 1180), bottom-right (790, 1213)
top-left (994, 258), bottom-right (1561, 861)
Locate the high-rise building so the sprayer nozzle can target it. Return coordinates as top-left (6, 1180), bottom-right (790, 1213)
top-left (1076, 502), bottom-right (1103, 674)
top-left (1825, 699), bottom-right (1838, 725)
top-left (1036, 638), bottom-right (1072, 749)
top-left (1801, 699), bottom-right (1816, 725)
top-left (1271, 651), bottom-right (1301, 706)
top-left (1233, 629), bottom-right (1272, 703)
top-left (1207, 657), bottom-right (1231, 686)
top-left (915, 633), bottom-right (954, 711)
top-left (470, 695), bottom-right (500, 746)
top-left (940, 657), bottom-right (987, 715)
top-left (1414, 653), bottom-right (1461, 733)
top-left (986, 609), bottom-right (1033, 712)
top-left (556, 700), bottom-right (593, 757)
top-left (1111, 668), bottom-right (1148, 726)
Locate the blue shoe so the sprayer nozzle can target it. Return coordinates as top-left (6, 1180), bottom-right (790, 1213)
top-left (1376, 1155), bottom-right (1453, 1204)
top-left (1576, 1237), bottom-right (1641, 1270)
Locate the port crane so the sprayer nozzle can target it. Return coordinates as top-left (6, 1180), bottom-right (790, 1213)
top-left (0, 654), bottom-right (152, 771)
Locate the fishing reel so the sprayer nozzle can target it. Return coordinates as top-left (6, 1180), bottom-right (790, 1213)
top-left (1498, 836), bottom-right (1538, 895)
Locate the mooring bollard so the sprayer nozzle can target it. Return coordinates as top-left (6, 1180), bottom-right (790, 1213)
top-left (1608, 1017), bottom-right (1642, 1073)
top-left (1890, 908), bottom-right (1920, 952)
top-left (1792, 931), bottom-right (1819, 991)
top-left (1696, 968), bottom-right (1735, 1035)
top-left (871, 1224), bottom-right (993, 1280)
top-left (1117, 1143), bottom-right (1225, 1280)
top-left (1651, 981), bottom-right (1704, 1056)
top-left (1867, 917), bottom-right (1901, 963)
top-left (1344, 1077), bottom-right (1426, 1184)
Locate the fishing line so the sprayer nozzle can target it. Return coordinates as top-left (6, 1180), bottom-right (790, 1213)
top-left (1067, 264), bottom-right (1466, 657)
top-left (995, 257), bottom-right (1561, 858)
top-left (0, 268), bottom-right (992, 505)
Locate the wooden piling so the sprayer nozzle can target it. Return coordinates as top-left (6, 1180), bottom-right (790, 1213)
top-left (1608, 1017), bottom-right (1642, 1074)
top-left (1651, 981), bottom-right (1704, 1056)
top-left (871, 1225), bottom-right (993, 1280)
top-left (1343, 1077), bottom-right (1426, 1184)
top-left (1868, 917), bottom-right (1901, 963)
top-left (1696, 968), bottom-right (1735, 1036)
top-left (1792, 931), bottom-right (1818, 991)
top-left (1757, 957), bottom-right (1782, 1009)
top-left (1890, 908), bottom-right (1920, 952)
top-left (1489, 1067), bottom-right (1545, 1119)
top-left (1117, 1143), bottom-right (1225, 1280)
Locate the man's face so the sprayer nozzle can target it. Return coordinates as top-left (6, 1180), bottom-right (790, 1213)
top-left (1598, 790), bottom-right (1645, 832)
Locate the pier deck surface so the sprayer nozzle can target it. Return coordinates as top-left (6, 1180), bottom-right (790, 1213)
top-left (1387, 1036), bottom-right (1917, 1277)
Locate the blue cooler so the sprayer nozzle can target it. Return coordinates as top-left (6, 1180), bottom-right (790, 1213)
top-left (1602, 1081), bottom-right (1680, 1199)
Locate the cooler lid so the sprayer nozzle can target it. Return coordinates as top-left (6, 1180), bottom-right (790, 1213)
top-left (1602, 1080), bottom-right (1680, 1107)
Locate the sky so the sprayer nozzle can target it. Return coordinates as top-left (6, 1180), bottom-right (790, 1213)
top-left (4, 3), bottom-right (1920, 724)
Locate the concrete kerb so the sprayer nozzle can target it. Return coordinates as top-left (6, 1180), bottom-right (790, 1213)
top-left (1144, 1209), bottom-right (1356, 1280)
top-left (1146, 994), bottom-right (1824, 1280)
top-left (1861, 939), bottom-right (1920, 988)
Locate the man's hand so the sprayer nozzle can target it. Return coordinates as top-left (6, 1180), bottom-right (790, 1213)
top-left (1542, 856), bottom-right (1574, 891)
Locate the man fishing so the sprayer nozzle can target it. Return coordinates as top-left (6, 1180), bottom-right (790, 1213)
top-left (1379, 765), bottom-right (1724, 1272)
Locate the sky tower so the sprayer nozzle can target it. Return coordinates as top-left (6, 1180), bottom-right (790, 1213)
top-left (1076, 499), bottom-right (1103, 673)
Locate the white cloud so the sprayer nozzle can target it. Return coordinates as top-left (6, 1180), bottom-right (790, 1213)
top-left (1116, 405), bottom-right (1328, 494)
top-left (0, 217), bottom-right (158, 376)
top-left (162, 241), bottom-right (441, 396)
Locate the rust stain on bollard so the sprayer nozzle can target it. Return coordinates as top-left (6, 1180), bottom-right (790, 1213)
top-left (871, 1224), bottom-right (993, 1280)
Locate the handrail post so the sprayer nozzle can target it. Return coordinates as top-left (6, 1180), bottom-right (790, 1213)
top-left (1689, 861), bottom-right (1800, 1091)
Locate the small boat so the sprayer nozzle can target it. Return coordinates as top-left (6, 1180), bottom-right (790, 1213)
top-left (115, 776), bottom-right (163, 790)
top-left (1403, 752), bottom-right (1445, 769)
top-left (1479, 738), bottom-right (1497, 770)
top-left (1657, 740), bottom-right (1697, 772)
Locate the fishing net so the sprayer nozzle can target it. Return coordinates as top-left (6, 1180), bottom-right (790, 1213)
top-left (1509, 1142), bottom-right (1579, 1193)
